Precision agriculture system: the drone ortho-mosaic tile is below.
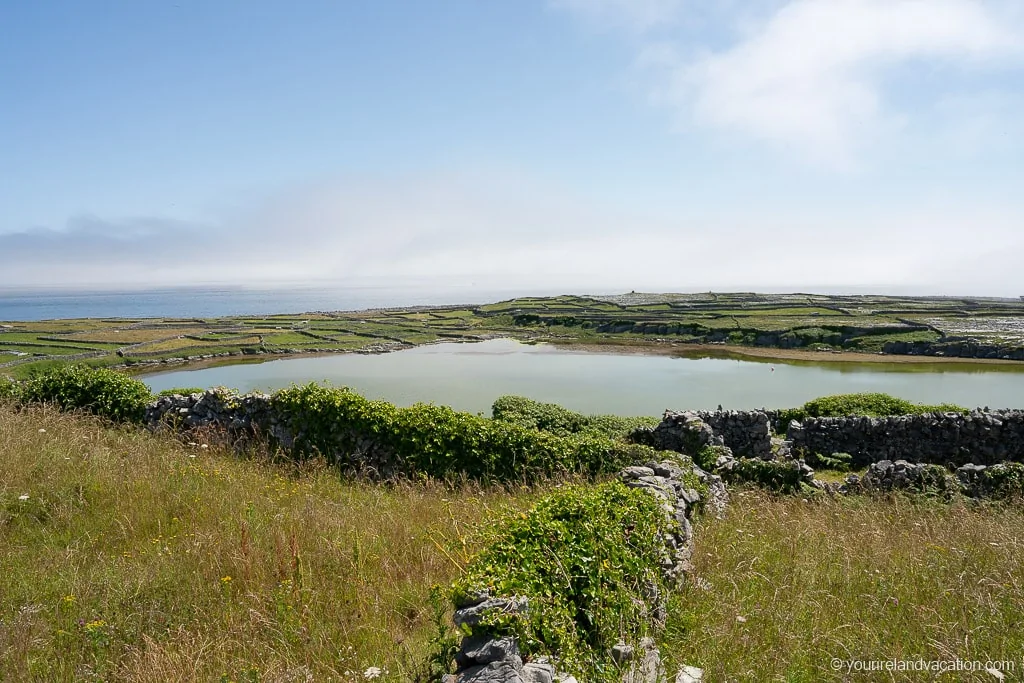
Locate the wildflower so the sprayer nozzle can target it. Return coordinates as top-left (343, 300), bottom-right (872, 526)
top-left (84, 619), bottom-right (106, 632)
top-left (63, 595), bottom-right (76, 605)
top-left (363, 667), bottom-right (383, 680)
top-left (18, 494), bottom-right (29, 501)
top-left (221, 576), bottom-right (232, 584)
top-left (38, 428), bottom-right (46, 433)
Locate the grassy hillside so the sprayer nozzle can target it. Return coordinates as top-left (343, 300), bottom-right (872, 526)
top-left (0, 404), bottom-right (541, 682)
top-left (3, 401), bottom-right (1023, 681)
top-left (663, 491), bottom-right (1024, 681)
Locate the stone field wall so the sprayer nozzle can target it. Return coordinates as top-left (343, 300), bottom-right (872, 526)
top-left (788, 410), bottom-right (1024, 467)
top-left (149, 392), bottom-right (1024, 471)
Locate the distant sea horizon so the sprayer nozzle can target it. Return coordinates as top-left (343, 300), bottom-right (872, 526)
top-left (3, 283), bottom-right (1019, 322)
top-left (0, 284), bottom-right (566, 321)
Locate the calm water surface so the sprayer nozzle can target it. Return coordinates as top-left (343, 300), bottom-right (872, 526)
top-left (143, 339), bottom-right (1024, 415)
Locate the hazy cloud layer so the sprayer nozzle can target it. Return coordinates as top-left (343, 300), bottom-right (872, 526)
top-left (2, 174), bottom-right (1021, 295)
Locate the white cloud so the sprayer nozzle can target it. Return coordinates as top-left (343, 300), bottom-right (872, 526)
top-left (627, 0), bottom-right (1024, 166)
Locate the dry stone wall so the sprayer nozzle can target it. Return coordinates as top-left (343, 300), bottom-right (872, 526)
top-left (147, 390), bottom-right (1023, 479)
top-left (631, 410), bottom-right (772, 460)
top-left (788, 410), bottom-right (1024, 467)
top-left (443, 458), bottom-right (724, 683)
top-left (637, 408), bottom-right (1024, 468)
top-left (145, 389), bottom-right (404, 477)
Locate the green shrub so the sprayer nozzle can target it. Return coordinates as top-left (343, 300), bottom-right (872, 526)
top-left (156, 387), bottom-right (205, 397)
top-left (779, 393), bottom-right (968, 433)
top-left (802, 393), bottom-right (966, 418)
top-left (449, 482), bottom-right (674, 678)
top-left (972, 463), bottom-right (1024, 500)
top-left (915, 465), bottom-right (959, 495)
top-left (491, 395), bottom-right (657, 439)
top-left (20, 365), bottom-right (152, 423)
top-left (695, 445), bottom-right (730, 472)
top-left (775, 407), bottom-right (807, 431)
top-left (721, 459), bottom-right (805, 494)
top-left (807, 451), bottom-right (853, 472)
top-left (0, 376), bottom-right (20, 401)
top-left (272, 384), bottom-right (657, 482)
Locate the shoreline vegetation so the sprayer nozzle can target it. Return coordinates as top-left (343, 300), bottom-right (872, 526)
top-left (2, 292), bottom-right (1024, 380)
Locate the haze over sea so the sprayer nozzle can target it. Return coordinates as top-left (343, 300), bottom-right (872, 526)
top-left (0, 284), bottom-right (563, 321)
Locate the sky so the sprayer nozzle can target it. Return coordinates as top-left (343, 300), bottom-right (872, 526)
top-left (2, 0), bottom-right (1023, 296)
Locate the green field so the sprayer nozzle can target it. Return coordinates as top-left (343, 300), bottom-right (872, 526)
top-left (3, 293), bottom-right (1023, 379)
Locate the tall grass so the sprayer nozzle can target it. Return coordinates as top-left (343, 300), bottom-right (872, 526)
top-left (0, 404), bottom-right (541, 681)
top-left (5, 402), bottom-right (1023, 682)
top-left (663, 490), bottom-right (1024, 681)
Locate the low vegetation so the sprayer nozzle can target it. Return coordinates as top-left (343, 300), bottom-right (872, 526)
top-left (3, 366), bottom-right (1023, 680)
top-left (273, 384), bottom-right (659, 482)
top-left (491, 395), bottom-right (658, 438)
top-left (439, 482), bottom-right (677, 679)
top-left (663, 490), bottom-right (1024, 681)
top-left (0, 403), bottom-right (542, 681)
top-left (16, 364), bottom-right (152, 423)
top-left (777, 392), bottom-right (968, 433)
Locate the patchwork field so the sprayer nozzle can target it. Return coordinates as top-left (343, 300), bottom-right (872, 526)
top-left (3, 293), bottom-right (1023, 379)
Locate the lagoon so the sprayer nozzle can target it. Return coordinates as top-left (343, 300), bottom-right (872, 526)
top-left (142, 339), bottom-right (1023, 415)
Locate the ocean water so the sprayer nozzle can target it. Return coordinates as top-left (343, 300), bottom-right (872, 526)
top-left (0, 284), bottom-right (556, 321)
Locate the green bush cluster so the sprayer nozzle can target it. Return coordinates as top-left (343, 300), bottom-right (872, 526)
top-left (778, 393), bottom-right (968, 433)
top-left (493, 393), bottom-right (655, 440)
top-left (965, 463), bottom-right (1024, 500)
top-left (272, 384), bottom-right (658, 482)
top-left (0, 376), bottom-right (19, 401)
top-left (806, 451), bottom-right (853, 472)
top-left (912, 465), bottom-right (959, 495)
top-left (720, 458), bottom-right (806, 494)
top-left (14, 365), bottom-right (152, 423)
top-left (156, 387), bottom-right (205, 397)
top-left (694, 444), bottom-right (731, 472)
top-left (491, 395), bottom-right (657, 439)
top-left (449, 482), bottom-right (674, 678)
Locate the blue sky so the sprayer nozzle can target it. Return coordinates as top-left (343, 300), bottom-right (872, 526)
top-left (2, 0), bottom-right (1023, 294)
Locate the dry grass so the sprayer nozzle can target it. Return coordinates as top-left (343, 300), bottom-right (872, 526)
top-left (6, 402), bottom-right (1024, 682)
top-left (664, 490), bottom-right (1024, 682)
top-left (0, 404), bottom-right (540, 681)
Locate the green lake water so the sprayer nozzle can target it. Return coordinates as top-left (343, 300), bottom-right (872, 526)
top-left (142, 339), bottom-right (1023, 415)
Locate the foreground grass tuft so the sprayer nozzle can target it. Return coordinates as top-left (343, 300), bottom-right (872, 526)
top-left (663, 490), bottom-right (1024, 681)
top-left (0, 404), bottom-right (540, 681)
